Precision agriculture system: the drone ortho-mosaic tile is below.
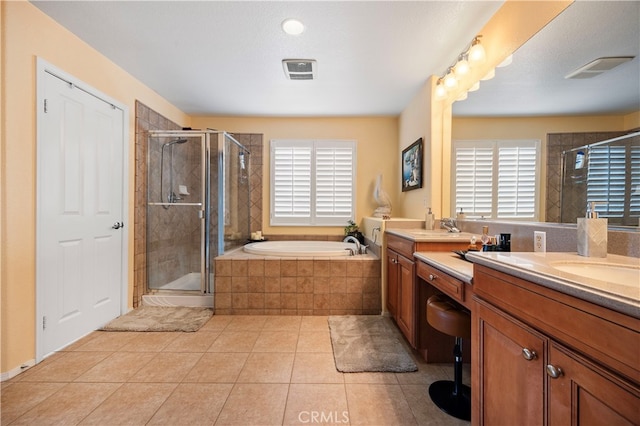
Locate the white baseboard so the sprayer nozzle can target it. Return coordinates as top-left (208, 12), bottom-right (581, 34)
top-left (1, 359), bottom-right (36, 382)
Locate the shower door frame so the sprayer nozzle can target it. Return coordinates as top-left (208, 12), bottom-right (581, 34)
top-left (216, 131), bottom-right (252, 256)
top-left (147, 130), bottom-right (209, 294)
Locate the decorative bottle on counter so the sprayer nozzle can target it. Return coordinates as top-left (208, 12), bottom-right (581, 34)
top-left (425, 207), bottom-right (435, 230)
top-left (577, 202), bottom-right (608, 257)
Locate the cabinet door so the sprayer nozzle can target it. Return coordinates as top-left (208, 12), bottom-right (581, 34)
top-left (386, 249), bottom-right (399, 317)
top-left (475, 299), bottom-right (546, 426)
top-left (548, 342), bottom-right (640, 425)
top-left (397, 254), bottom-right (416, 347)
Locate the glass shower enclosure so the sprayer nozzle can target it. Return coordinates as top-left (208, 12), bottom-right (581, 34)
top-left (560, 131), bottom-right (640, 226)
top-left (146, 130), bottom-right (251, 298)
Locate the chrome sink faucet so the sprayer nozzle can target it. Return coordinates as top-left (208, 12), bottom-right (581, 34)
top-left (441, 217), bottom-right (461, 233)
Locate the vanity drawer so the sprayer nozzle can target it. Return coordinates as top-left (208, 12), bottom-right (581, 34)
top-left (387, 233), bottom-right (416, 259)
top-left (417, 261), bottom-right (464, 304)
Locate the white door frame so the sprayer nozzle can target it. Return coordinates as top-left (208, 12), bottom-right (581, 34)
top-left (35, 58), bottom-right (130, 362)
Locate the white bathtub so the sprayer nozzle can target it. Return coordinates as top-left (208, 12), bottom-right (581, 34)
top-left (243, 240), bottom-right (358, 257)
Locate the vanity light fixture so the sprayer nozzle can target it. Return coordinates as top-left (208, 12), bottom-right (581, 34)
top-left (443, 69), bottom-right (458, 88)
top-left (468, 36), bottom-right (486, 63)
top-left (435, 78), bottom-right (448, 99)
top-left (468, 81), bottom-right (480, 92)
top-left (282, 18), bottom-right (305, 35)
top-left (454, 55), bottom-right (470, 77)
top-left (434, 34), bottom-right (485, 100)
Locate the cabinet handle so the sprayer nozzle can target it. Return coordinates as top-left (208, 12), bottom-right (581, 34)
top-left (522, 348), bottom-right (537, 361)
top-left (390, 258), bottom-right (397, 264)
top-left (546, 365), bottom-right (564, 379)
top-left (429, 274), bottom-right (437, 281)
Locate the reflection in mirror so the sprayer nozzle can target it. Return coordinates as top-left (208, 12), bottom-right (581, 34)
top-left (451, 1), bottom-right (639, 227)
top-left (561, 132), bottom-right (640, 227)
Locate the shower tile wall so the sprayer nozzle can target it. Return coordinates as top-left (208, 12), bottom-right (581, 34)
top-left (233, 133), bottom-right (263, 234)
top-left (134, 102), bottom-right (264, 307)
top-left (546, 130), bottom-right (626, 223)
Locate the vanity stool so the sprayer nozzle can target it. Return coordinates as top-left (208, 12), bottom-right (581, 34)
top-left (426, 294), bottom-right (471, 421)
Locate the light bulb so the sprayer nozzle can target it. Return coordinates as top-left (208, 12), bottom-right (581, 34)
top-left (444, 71), bottom-right (458, 88)
top-left (454, 57), bottom-right (470, 77)
top-left (468, 37), bottom-right (485, 63)
top-left (435, 82), bottom-right (447, 99)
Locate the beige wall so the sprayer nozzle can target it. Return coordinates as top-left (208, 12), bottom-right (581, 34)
top-left (0, 1), bottom-right (190, 375)
top-left (190, 116), bottom-right (399, 236)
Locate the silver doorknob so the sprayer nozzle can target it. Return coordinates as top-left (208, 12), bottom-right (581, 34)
top-left (112, 222), bottom-right (124, 229)
top-left (522, 348), bottom-right (537, 361)
top-left (546, 364), bottom-right (564, 379)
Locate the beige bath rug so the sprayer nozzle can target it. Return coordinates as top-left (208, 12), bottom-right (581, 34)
top-left (100, 306), bottom-right (213, 332)
top-left (328, 315), bottom-right (418, 373)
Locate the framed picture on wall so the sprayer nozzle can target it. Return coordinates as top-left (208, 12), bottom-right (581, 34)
top-left (401, 138), bottom-right (423, 192)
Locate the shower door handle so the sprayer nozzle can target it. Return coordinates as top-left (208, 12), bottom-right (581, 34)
top-left (112, 221), bottom-right (124, 230)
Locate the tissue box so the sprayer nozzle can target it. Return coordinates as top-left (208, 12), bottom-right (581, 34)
top-left (577, 218), bottom-right (608, 257)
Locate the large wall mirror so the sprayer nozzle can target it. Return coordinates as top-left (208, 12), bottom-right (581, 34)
top-left (451, 1), bottom-right (639, 228)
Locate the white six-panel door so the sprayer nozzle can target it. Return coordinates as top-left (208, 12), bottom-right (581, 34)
top-left (37, 62), bottom-right (127, 359)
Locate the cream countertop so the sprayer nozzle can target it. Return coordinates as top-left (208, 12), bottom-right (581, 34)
top-left (386, 228), bottom-right (479, 243)
top-left (466, 252), bottom-right (640, 319)
top-left (413, 251), bottom-right (474, 284)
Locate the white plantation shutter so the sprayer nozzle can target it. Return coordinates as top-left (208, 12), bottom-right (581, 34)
top-left (454, 144), bottom-right (493, 217)
top-left (497, 143), bottom-right (538, 218)
top-left (316, 145), bottom-right (354, 219)
top-left (453, 140), bottom-right (540, 220)
top-left (630, 146), bottom-right (640, 220)
top-left (587, 143), bottom-right (640, 224)
top-left (271, 140), bottom-right (356, 226)
top-left (272, 142), bottom-right (311, 221)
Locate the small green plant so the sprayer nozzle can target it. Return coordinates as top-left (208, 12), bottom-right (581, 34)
top-left (344, 220), bottom-right (359, 235)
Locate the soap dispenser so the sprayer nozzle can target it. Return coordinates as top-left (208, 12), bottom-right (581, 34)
top-left (425, 207), bottom-right (435, 230)
top-left (577, 202), bottom-right (608, 257)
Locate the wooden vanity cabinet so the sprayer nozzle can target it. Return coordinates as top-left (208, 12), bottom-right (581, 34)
top-left (386, 233), bottom-right (470, 349)
top-left (472, 264), bottom-right (640, 426)
top-left (386, 235), bottom-right (417, 346)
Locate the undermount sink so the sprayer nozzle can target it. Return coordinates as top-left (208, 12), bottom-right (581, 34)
top-left (549, 261), bottom-right (640, 287)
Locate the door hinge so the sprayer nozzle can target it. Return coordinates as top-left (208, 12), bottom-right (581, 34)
top-left (43, 316), bottom-right (47, 330)
top-left (44, 99), bottom-right (48, 113)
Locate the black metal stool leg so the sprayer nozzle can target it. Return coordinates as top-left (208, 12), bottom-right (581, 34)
top-left (428, 336), bottom-right (471, 421)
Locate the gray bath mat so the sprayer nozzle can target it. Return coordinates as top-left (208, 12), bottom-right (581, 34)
top-left (100, 306), bottom-right (213, 332)
top-left (328, 315), bottom-right (418, 373)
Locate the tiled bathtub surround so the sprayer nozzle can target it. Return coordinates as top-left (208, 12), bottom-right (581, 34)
top-left (214, 251), bottom-right (382, 315)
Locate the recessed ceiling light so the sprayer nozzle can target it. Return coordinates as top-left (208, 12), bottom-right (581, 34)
top-left (282, 18), bottom-right (305, 36)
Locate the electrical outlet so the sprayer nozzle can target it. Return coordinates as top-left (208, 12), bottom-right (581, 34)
top-left (534, 231), bottom-right (546, 252)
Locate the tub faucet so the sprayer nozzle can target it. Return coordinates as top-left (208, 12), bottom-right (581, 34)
top-left (343, 235), bottom-right (361, 254)
top-left (440, 217), bottom-right (461, 233)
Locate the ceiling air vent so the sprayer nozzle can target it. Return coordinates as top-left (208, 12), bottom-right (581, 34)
top-left (565, 56), bottom-right (634, 79)
top-left (282, 59), bottom-right (317, 80)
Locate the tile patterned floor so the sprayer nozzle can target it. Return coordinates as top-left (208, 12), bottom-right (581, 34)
top-left (1, 315), bottom-right (470, 425)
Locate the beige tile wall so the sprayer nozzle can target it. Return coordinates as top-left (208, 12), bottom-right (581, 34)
top-left (214, 254), bottom-right (382, 315)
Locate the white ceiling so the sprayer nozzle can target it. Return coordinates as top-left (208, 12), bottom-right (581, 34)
top-left (31, 1), bottom-right (639, 118)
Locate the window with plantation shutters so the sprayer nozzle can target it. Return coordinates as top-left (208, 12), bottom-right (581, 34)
top-left (586, 141), bottom-right (640, 225)
top-left (270, 139), bottom-right (356, 226)
top-left (452, 140), bottom-right (540, 220)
